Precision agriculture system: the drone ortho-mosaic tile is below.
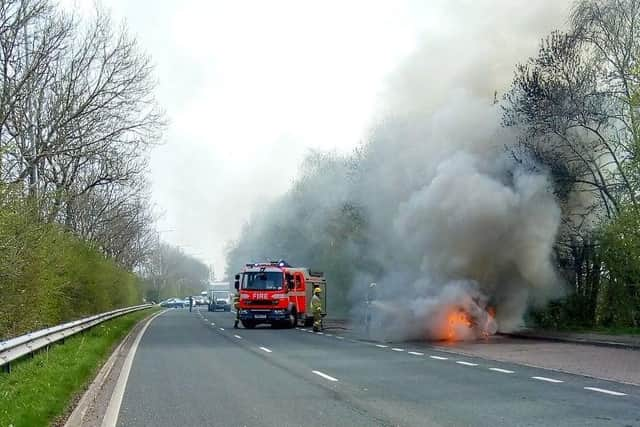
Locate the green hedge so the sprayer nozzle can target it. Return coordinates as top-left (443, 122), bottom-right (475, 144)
top-left (0, 187), bottom-right (143, 340)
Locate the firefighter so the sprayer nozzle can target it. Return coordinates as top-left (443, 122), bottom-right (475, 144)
top-left (311, 287), bottom-right (323, 332)
top-left (367, 282), bottom-right (377, 303)
top-left (365, 283), bottom-right (376, 336)
top-left (233, 292), bottom-right (241, 328)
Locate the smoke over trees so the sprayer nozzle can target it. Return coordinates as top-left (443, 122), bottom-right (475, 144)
top-left (226, 0), bottom-right (640, 333)
top-left (504, 0), bottom-right (640, 328)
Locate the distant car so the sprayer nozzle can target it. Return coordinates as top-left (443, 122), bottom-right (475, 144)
top-left (160, 298), bottom-right (186, 309)
top-left (209, 291), bottom-right (231, 312)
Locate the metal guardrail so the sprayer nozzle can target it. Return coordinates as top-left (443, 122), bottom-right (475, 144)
top-left (0, 304), bottom-right (153, 372)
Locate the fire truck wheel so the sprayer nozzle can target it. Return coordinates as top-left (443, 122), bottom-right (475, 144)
top-left (241, 320), bottom-right (256, 329)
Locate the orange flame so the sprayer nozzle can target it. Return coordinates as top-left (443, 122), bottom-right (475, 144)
top-left (446, 310), bottom-right (472, 341)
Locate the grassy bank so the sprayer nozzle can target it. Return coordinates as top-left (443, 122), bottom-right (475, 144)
top-left (0, 186), bottom-right (146, 340)
top-left (557, 325), bottom-right (640, 335)
top-left (0, 307), bottom-right (160, 427)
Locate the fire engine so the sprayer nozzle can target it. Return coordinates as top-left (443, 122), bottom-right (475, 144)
top-left (234, 260), bottom-right (327, 329)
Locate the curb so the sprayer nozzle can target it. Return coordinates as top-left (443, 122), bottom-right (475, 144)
top-left (64, 326), bottom-right (136, 427)
top-left (498, 332), bottom-right (640, 351)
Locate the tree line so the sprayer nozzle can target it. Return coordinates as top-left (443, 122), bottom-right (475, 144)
top-left (503, 0), bottom-right (640, 328)
top-left (0, 0), bottom-right (201, 339)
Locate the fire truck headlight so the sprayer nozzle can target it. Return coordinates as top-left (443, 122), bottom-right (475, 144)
top-left (239, 309), bottom-right (248, 314)
top-left (273, 309), bottom-right (285, 314)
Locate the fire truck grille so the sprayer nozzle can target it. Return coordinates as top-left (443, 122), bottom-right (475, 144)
top-left (247, 300), bottom-right (278, 306)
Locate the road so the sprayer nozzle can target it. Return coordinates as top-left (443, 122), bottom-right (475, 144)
top-left (116, 308), bottom-right (640, 427)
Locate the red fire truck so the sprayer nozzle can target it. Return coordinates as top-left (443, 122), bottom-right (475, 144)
top-left (234, 261), bottom-right (327, 329)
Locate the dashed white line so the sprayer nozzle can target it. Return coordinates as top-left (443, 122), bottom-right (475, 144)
top-left (210, 322), bottom-right (215, 326)
top-left (336, 336), bottom-right (345, 340)
top-left (375, 344), bottom-right (388, 348)
top-left (430, 355), bottom-right (448, 360)
top-left (489, 368), bottom-right (514, 374)
top-left (584, 387), bottom-right (627, 396)
top-left (456, 361), bottom-right (478, 366)
top-left (532, 376), bottom-right (563, 383)
top-left (306, 330), bottom-right (313, 333)
top-left (312, 370), bottom-right (339, 382)
top-left (316, 332), bottom-right (324, 335)
top-left (233, 334), bottom-right (242, 339)
top-left (219, 328), bottom-right (225, 331)
top-left (408, 351), bottom-right (424, 356)
top-left (325, 333), bottom-right (333, 336)
top-left (259, 346), bottom-right (272, 353)
top-left (391, 348), bottom-right (405, 352)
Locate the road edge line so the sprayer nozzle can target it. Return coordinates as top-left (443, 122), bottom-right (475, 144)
top-left (64, 314), bottom-right (143, 427)
top-left (101, 309), bottom-right (166, 427)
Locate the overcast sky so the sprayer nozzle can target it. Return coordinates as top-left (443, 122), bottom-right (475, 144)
top-left (63, 1), bottom-right (569, 277)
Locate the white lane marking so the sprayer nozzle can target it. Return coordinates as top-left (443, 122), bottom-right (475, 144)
top-left (532, 376), bottom-right (563, 383)
top-left (489, 368), bottom-right (514, 374)
top-left (312, 370), bottom-right (339, 382)
top-left (219, 328), bottom-right (225, 331)
top-left (259, 346), bottom-right (272, 353)
top-left (102, 310), bottom-right (167, 427)
top-left (408, 351), bottom-right (424, 356)
top-left (584, 387), bottom-right (627, 396)
top-left (375, 344), bottom-right (388, 348)
top-left (295, 327), bottom-right (301, 330)
top-left (234, 334), bottom-right (242, 339)
top-left (456, 361), bottom-right (478, 366)
top-left (430, 355), bottom-right (448, 360)
top-left (336, 336), bottom-right (345, 340)
top-left (392, 348), bottom-right (405, 352)
top-left (306, 330), bottom-right (313, 333)
top-left (325, 333), bottom-right (333, 336)
top-left (210, 322), bottom-right (215, 326)
top-left (316, 332), bottom-right (324, 335)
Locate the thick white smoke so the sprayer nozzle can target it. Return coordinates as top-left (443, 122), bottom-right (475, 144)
top-left (347, 93), bottom-right (562, 341)
top-left (226, 1), bottom-right (570, 340)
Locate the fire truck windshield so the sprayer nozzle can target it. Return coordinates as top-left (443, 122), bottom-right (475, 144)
top-left (242, 271), bottom-right (283, 290)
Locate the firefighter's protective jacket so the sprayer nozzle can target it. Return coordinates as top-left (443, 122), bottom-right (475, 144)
top-left (310, 294), bottom-right (322, 314)
top-left (233, 294), bottom-right (240, 309)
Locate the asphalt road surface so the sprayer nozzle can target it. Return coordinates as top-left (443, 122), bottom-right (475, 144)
top-left (117, 308), bottom-right (640, 427)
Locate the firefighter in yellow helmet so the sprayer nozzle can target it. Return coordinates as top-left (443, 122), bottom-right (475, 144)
top-left (233, 292), bottom-right (241, 328)
top-left (311, 286), bottom-right (323, 332)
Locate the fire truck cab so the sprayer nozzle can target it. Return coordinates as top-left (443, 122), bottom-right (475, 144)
top-left (234, 261), bottom-right (327, 329)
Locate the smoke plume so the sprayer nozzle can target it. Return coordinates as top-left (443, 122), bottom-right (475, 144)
top-left (226, 0), bottom-right (570, 340)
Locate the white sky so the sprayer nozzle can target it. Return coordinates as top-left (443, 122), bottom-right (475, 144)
top-left (68, 0), bottom-right (420, 276)
top-left (61, 1), bottom-right (568, 277)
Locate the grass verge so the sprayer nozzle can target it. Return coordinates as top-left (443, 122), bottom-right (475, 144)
top-left (560, 325), bottom-right (640, 335)
top-left (0, 307), bottom-right (160, 427)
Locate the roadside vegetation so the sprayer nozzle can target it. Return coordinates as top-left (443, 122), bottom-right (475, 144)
top-left (0, 307), bottom-right (159, 427)
top-left (504, 0), bottom-right (640, 330)
top-left (0, 1), bottom-right (205, 340)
